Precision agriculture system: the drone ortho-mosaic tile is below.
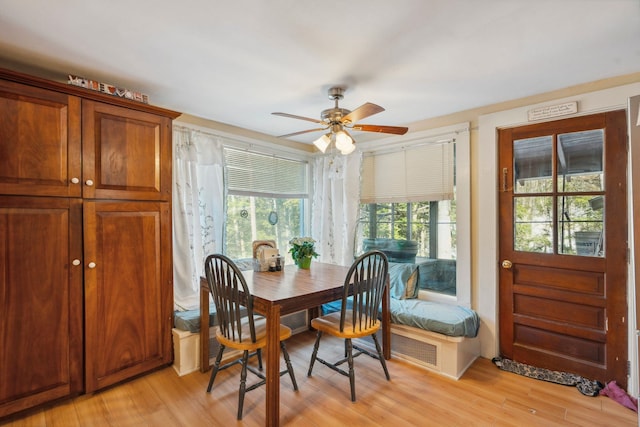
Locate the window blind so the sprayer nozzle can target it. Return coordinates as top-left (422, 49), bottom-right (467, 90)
top-left (361, 141), bottom-right (454, 203)
top-left (224, 148), bottom-right (308, 198)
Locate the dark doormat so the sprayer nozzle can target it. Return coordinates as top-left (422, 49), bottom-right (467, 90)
top-left (492, 356), bottom-right (603, 396)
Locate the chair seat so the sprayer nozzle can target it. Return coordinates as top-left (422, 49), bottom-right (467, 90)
top-left (216, 317), bottom-right (293, 351)
top-left (311, 311), bottom-right (381, 339)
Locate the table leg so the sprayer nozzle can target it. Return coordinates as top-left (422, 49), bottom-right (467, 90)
top-left (382, 279), bottom-right (391, 360)
top-left (265, 303), bottom-right (281, 427)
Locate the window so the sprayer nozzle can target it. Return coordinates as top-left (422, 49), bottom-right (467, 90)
top-left (223, 148), bottom-right (309, 262)
top-left (356, 198), bottom-right (457, 295)
top-left (358, 200), bottom-right (456, 259)
top-left (356, 125), bottom-right (469, 303)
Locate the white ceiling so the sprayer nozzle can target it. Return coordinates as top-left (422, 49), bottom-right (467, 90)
top-left (1, 0), bottom-right (639, 145)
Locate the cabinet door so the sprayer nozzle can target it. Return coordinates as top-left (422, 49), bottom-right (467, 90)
top-left (82, 101), bottom-right (172, 201)
top-left (0, 80), bottom-right (82, 197)
top-left (84, 200), bottom-right (173, 392)
top-left (0, 196), bottom-right (83, 418)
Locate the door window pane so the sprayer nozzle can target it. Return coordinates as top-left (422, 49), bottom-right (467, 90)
top-left (514, 136), bottom-right (553, 193)
top-left (557, 195), bottom-right (604, 256)
top-left (514, 196), bottom-right (553, 253)
top-left (557, 130), bottom-right (604, 192)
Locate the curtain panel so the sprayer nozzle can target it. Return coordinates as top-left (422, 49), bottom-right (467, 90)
top-left (172, 127), bottom-right (224, 310)
top-left (311, 153), bottom-right (362, 266)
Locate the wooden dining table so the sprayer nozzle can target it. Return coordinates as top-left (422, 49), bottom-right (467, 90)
top-left (199, 261), bottom-right (391, 427)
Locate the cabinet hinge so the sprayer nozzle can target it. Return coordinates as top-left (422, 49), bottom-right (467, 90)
top-left (627, 360), bottom-right (631, 377)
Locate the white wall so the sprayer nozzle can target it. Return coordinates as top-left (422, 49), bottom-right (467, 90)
top-left (475, 82), bottom-right (640, 396)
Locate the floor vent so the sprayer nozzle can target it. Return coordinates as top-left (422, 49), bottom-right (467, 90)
top-left (355, 324), bottom-right (480, 379)
top-left (392, 332), bottom-right (438, 367)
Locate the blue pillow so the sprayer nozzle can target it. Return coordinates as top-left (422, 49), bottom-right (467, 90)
top-left (388, 263), bottom-right (419, 299)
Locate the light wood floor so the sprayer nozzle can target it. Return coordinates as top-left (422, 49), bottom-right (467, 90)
top-left (2, 331), bottom-right (637, 426)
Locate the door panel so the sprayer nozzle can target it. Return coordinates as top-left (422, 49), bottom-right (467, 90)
top-left (83, 200), bottom-right (173, 392)
top-left (82, 100), bottom-right (172, 201)
top-left (0, 196), bottom-right (83, 417)
top-left (0, 80), bottom-right (82, 197)
top-left (499, 110), bottom-right (628, 387)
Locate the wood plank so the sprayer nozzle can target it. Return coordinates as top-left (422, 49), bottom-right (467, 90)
top-left (3, 331), bottom-right (637, 426)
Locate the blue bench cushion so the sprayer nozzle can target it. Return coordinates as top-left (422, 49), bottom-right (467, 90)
top-left (390, 298), bottom-right (479, 338)
top-left (174, 303), bottom-right (216, 333)
top-left (173, 304), bottom-right (218, 333)
top-left (321, 298), bottom-right (479, 338)
top-left (174, 304), bottom-right (249, 333)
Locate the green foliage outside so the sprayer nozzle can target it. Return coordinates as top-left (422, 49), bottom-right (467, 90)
top-left (358, 200), bottom-right (457, 260)
top-left (225, 195), bottom-right (304, 262)
top-left (514, 173), bottom-right (604, 255)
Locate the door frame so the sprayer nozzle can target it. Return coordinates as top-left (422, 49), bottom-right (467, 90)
top-left (474, 82), bottom-right (640, 394)
top-left (497, 111), bottom-right (627, 385)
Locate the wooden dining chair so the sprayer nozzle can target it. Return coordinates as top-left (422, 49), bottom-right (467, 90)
top-left (307, 250), bottom-right (390, 401)
top-left (204, 254), bottom-right (298, 420)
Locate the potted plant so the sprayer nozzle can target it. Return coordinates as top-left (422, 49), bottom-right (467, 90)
top-left (288, 237), bottom-right (319, 269)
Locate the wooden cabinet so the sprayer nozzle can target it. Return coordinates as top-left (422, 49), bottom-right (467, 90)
top-left (0, 68), bottom-right (179, 418)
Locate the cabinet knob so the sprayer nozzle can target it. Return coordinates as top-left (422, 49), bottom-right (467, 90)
top-left (72, 259), bottom-right (81, 266)
top-left (71, 177), bottom-right (80, 184)
top-left (85, 179), bottom-right (94, 186)
top-left (88, 262), bottom-right (96, 269)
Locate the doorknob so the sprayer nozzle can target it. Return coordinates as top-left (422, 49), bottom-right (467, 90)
top-left (501, 260), bottom-right (513, 269)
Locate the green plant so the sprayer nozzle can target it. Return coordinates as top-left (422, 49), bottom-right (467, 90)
top-left (288, 237), bottom-right (319, 262)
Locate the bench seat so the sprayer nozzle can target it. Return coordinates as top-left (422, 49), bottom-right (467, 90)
top-left (321, 298), bottom-right (479, 338)
top-left (388, 298), bottom-right (479, 338)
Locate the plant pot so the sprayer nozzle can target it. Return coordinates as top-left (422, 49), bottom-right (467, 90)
top-left (297, 256), bottom-right (312, 269)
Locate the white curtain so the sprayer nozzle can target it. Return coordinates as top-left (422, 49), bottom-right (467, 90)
top-left (311, 152), bottom-right (362, 266)
top-left (172, 127), bottom-right (224, 310)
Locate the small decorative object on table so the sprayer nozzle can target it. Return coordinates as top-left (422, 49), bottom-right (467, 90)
top-left (289, 237), bottom-right (319, 269)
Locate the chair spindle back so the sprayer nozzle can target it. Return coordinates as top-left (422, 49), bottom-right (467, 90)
top-left (340, 250), bottom-right (389, 333)
top-left (204, 254), bottom-right (256, 344)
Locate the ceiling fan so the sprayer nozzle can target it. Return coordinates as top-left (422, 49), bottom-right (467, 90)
top-left (272, 86), bottom-right (409, 154)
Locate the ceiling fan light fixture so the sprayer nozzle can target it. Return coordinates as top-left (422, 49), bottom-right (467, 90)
top-left (334, 130), bottom-right (353, 151)
top-left (313, 133), bottom-right (331, 153)
top-left (340, 141), bottom-right (356, 155)
top-left (273, 86), bottom-right (408, 155)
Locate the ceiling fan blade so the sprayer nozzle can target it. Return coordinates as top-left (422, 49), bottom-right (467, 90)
top-left (341, 102), bottom-right (385, 124)
top-left (272, 112), bottom-right (325, 124)
top-left (277, 127), bottom-right (327, 138)
top-left (351, 124), bottom-right (409, 135)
